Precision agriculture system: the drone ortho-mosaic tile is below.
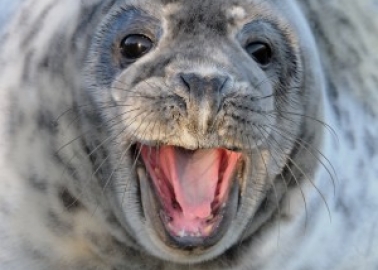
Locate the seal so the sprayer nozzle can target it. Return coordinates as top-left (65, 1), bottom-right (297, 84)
top-left (83, 0), bottom-right (324, 263)
top-left (0, 0), bottom-right (377, 269)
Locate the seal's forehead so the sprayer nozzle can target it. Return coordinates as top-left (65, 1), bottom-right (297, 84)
top-left (121, 0), bottom-right (281, 17)
top-left (116, 0), bottom-right (288, 35)
top-left (162, 0), bottom-right (229, 35)
top-left (158, 0), bottom-right (284, 27)
top-left (157, 0), bottom-right (265, 37)
top-left (161, 0), bottom-right (248, 20)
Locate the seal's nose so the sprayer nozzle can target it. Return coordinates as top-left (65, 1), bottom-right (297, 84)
top-left (180, 73), bottom-right (227, 99)
top-left (178, 72), bottom-right (228, 134)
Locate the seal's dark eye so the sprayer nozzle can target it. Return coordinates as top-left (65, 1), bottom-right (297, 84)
top-left (120, 34), bottom-right (153, 60)
top-left (246, 42), bottom-right (272, 66)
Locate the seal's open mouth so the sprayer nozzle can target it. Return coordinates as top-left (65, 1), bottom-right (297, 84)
top-left (136, 144), bottom-right (244, 248)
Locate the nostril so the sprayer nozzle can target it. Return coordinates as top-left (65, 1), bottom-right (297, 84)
top-left (179, 72), bottom-right (228, 94)
top-left (180, 74), bottom-right (190, 89)
top-left (215, 77), bottom-right (228, 92)
top-left (180, 73), bottom-right (201, 91)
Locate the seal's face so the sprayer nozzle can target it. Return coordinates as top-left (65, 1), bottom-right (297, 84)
top-left (85, 0), bottom-right (323, 263)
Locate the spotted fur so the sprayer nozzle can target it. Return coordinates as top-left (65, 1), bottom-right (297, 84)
top-left (0, 0), bottom-right (377, 269)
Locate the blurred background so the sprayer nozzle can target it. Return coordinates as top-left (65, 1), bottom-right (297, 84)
top-left (0, 0), bottom-right (21, 28)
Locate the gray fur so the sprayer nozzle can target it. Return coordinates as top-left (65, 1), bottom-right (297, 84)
top-left (0, 0), bottom-right (377, 269)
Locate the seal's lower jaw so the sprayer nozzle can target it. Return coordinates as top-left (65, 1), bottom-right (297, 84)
top-left (136, 145), bottom-right (244, 251)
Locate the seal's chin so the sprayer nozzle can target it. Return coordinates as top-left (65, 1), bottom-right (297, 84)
top-left (135, 144), bottom-right (244, 249)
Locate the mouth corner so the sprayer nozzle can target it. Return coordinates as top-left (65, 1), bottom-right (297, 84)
top-left (134, 142), bottom-right (246, 250)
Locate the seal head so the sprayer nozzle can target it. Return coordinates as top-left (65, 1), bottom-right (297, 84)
top-left (84, 0), bottom-right (324, 263)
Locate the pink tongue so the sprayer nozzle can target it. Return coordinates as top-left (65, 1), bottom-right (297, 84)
top-left (158, 147), bottom-right (220, 219)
